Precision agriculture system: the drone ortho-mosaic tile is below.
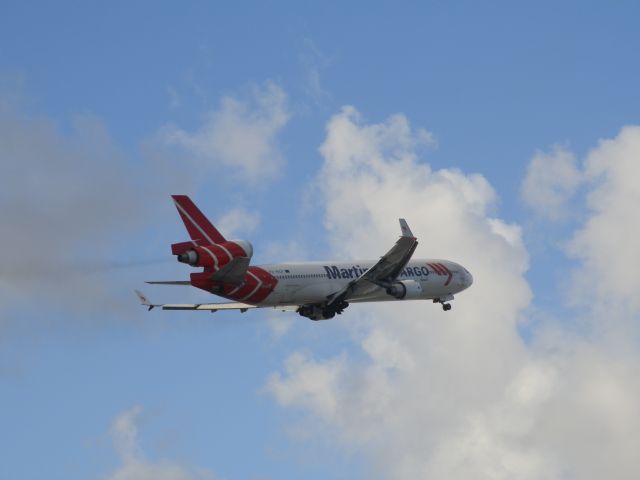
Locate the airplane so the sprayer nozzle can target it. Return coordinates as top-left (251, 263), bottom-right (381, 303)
top-left (135, 195), bottom-right (473, 320)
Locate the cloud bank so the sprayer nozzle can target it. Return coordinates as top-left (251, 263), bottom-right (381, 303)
top-left (267, 108), bottom-right (640, 479)
top-left (0, 82), bottom-right (285, 325)
top-left (568, 126), bottom-right (640, 314)
top-left (0, 99), bottom-right (147, 319)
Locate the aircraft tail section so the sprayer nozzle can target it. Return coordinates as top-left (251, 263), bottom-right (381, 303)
top-left (171, 195), bottom-right (226, 245)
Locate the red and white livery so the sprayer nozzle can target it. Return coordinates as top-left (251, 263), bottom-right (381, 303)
top-left (136, 195), bottom-right (473, 320)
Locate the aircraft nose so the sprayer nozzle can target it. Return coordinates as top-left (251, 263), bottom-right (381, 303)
top-left (464, 269), bottom-right (473, 288)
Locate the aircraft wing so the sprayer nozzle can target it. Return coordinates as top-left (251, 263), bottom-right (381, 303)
top-left (135, 290), bottom-right (297, 313)
top-left (326, 219), bottom-right (418, 305)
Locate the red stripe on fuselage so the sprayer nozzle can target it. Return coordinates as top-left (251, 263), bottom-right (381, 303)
top-left (247, 267), bottom-right (278, 302)
top-left (428, 263), bottom-right (453, 286)
top-left (428, 263), bottom-right (445, 275)
top-left (436, 263), bottom-right (453, 286)
top-left (218, 266), bottom-right (278, 304)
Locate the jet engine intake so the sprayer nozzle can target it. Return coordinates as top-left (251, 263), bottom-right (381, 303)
top-left (386, 279), bottom-right (423, 299)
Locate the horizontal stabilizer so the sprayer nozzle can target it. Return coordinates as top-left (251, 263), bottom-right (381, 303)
top-left (146, 281), bottom-right (192, 285)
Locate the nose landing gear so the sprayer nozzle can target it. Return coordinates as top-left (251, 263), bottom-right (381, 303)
top-left (434, 296), bottom-right (454, 311)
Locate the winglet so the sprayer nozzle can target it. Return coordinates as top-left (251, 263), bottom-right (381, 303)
top-left (399, 218), bottom-right (414, 238)
top-left (135, 289), bottom-right (155, 311)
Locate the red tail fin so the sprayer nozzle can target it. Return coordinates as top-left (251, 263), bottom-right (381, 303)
top-left (171, 195), bottom-right (226, 245)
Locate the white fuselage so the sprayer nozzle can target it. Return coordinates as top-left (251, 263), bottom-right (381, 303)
top-left (256, 258), bottom-right (473, 306)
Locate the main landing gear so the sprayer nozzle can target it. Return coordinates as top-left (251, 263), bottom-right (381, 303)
top-left (298, 301), bottom-right (349, 320)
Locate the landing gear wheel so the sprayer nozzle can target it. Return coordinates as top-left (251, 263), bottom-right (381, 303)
top-left (335, 301), bottom-right (349, 315)
top-left (442, 303), bottom-right (452, 311)
top-left (322, 308), bottom-right (335, 319)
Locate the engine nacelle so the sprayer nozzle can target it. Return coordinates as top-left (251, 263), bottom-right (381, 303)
top-left (386, 279), bottom-right (423, 299)
top-left (228, 240), bottom-right (253, 259)
top-left (176, 240), bottom-right (253, 269)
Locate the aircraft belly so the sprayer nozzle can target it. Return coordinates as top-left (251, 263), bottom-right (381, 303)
top-left (420, 280), bottom-right (449, 298)
top-left (291, 282), bottom-right (336, 303)
top-left (267, 281), bottom-right (337, 305)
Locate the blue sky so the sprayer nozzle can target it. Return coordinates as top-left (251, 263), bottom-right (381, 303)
top-left (2, 2), bottom-right (640, 479)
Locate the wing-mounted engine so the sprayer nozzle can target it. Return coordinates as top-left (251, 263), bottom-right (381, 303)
top-left (386, 279), bottom-right (423, 300)
top-left (172, 240), bottom-right (253, 284)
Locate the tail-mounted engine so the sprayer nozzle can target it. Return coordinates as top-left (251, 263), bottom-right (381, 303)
top-left (386, 279), bottom-right (423, 299)
top-left (171, 240), bottom-right (253, 270)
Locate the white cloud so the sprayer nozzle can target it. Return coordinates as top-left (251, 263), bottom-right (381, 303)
top-left (267, 353), bottom-right (345, 419)
top-left (103, 406), bottom-right (214, 480)
top-left (216, 207), bottom-right (261, 239)
top-left (266, 109), bottom-right (640, 479)
top-left (167, 86), bottom-right (182, 109)
top-left (521, 145), bottom-right (582, 220)
top-left (111, 406), bottom-right (145, 462)
top-left (299, 38), bottom-right (332, 105)
top-left (160, 82), bottom-right (290, 183)
top-left (266, 312), bottom-right (295, 338)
